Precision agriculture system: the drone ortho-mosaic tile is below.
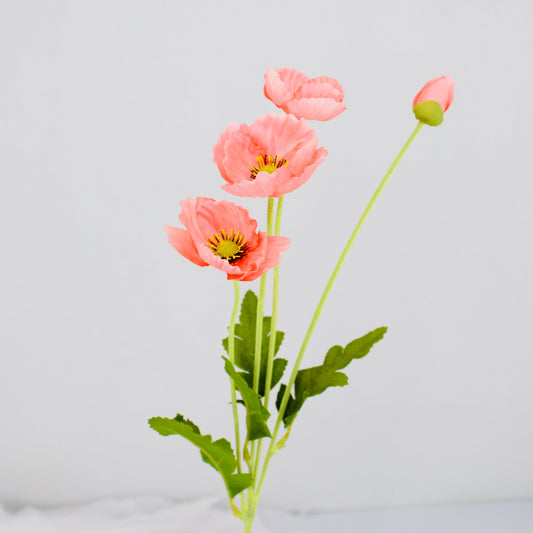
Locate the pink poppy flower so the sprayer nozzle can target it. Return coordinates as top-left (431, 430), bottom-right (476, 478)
top-left (413, 75), bottom-right (456, 113)
top-left (213, 113), bottom-right (327, 197)
top-left (264, 68), bottom-right (346, 121)
top-left (164, 197), bottom-right (290, 282)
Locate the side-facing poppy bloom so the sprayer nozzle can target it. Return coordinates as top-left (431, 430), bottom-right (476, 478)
top-left (213, 113), bottom-right (327, 197)
top-left (164, 198), bottom-right (290, 281)
top-left (264, 68), bottom-right (346, 121)
top-left (412, 75), bottom-right (455, 126)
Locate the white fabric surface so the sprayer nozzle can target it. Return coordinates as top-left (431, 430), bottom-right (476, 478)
top-left (1, 496), bottom-right (532, 533)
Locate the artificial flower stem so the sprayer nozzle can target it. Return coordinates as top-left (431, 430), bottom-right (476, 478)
top-left (251, 197), bottom-right (281, 487)
top-left (250, 197), bottom-right (276, 483)
top-left (228, 280), bottom-right (246, 514)
top-left (242, 489), bottom-right (258, 533)
top-left (256, 120), bottom-right (425, 498)
top-left (252, 198), bottom-right (274, 394)
top-left (229, 280), bottom-right (242, 472)
top-left (249, 198), bottom-right (275, 489)
top-left (263, 196), bottom-right (284, 411)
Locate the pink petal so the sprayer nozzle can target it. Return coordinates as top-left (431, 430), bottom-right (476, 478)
top-left (260, 235), bottom-right (291, 273)
top-left (213, 124), bottom-right (254, 183)
top-left (229, 233), bottom-right (290, 281)
top-left (275, 147), bottom-right (328, 196)
top-left (221, 129), bottom-right (263, 185)
top-left (264, 68), bottom-right (293, 107)
top-left (286, 98), bottom-right (346, 121)
top-left (196, 200), bottom-right (259, 248)
top-left (275, 68), bottom-right (309, 96)
top-left (413, 76), bottom-right (456, 112)
top-left (198, 246), bottom-right (243, 276)
top-left (249, 113), bottom-right (317, 157)
top-left (314, 75), bottom-right (344, 94)
top-left (164, 225), bottom-right (208, 267)
top-left (221, 166), bottom-right (290, 198)
top-left (296, 79), bottom-right (344, 101)
top-left (284, 140), bottom-right (324, 175)
top-left (227, 233), bottom-right (268, 281)
top-left (178, 197), bottom-right (215, 245)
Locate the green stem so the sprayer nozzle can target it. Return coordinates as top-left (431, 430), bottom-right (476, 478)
top-left (255, 120), bottom-right (425, 498)
top-left (229, 281), bottom-right (242, 470)
top-left (263, 196), bottom-right (284, 411)
top-left (242, 489), bottom-right (257, 533)
top-left (252, 198), bottom-right (274, 395)
top-left (247, 198), bottom-right (275, 492)
top-left (229, 280), bottom-right (244, 511)
top-left (250, 197), bottom-right (275, 482)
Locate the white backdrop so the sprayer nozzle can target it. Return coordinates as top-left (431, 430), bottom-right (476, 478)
top-left (1, 0), bottom-right (532, 512)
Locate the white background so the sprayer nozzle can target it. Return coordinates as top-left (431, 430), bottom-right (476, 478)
top-left (1, 0), bottom-right (532, 513)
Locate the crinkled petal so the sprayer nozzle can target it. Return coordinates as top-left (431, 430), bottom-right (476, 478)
top-left (249, 113), bottom-right (317, 156)
top-left (196, 199), bottom-right (259, 248)
top-left (284, 140), bottom-right (324, 175)
top-left (260, 234), bottom-right (291, 271)
top-left (275, 147), bottom-right (328, 196)
top-left (264, 68), bottom-right (293, 107)
top-left (164, 225), bottom-right (208, 267)
top-left (178, 198), bottom-right (213, 245)
top-left (276, 68), bottom-right (309, 96)
top-left (178, 197), bottom-right (258, 248)
top-left (314, 75), bottom-right (344, 95)
top-left (296, 79), bottom-right (344, 101)
top-left (221, 131), bottom-right (263, 184)
top-left (221, 166), bottom-right (290, 198)
top-left (285, 98), bottom-right (346, 121)
top-left (228, 234), bottom-right (290, 281)
top-left (213, 124), bottom-right (253, 183)
top-left (197, 245), bottom-right (243, 276)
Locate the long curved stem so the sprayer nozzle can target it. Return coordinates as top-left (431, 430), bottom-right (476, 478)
top-left (255, 120), bottom-right (425, 497)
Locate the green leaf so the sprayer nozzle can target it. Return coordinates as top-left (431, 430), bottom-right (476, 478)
top-left (223, 357), bottom-right (271, 441)
top-left (148, 415), bottom-right (252, 498)
top-left (222, 290), bottom-right (286, 396)
top-left (277, 327), bottom-right (388, 427)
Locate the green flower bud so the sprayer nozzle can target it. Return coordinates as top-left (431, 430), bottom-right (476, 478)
top-left (413, 100), bottom-right (444, 127)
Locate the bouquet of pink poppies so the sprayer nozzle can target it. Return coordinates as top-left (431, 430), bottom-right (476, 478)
top-left (149, 68), bottom-right (455, 533)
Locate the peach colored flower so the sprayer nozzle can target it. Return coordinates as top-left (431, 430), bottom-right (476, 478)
top-left (213, 113), bottom-right (327, 198)
top-left (413, 76), bottom-right (455, 113)
top-left (164, 198), bottom-right (290, 281)
top-left (264, 68), bottom-right (346, 121)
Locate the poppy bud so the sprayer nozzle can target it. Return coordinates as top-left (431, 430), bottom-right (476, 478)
top-left (413, 76), bottom-right (455, 126)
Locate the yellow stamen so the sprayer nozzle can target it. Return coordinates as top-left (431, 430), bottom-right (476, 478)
top-left (207, 228), bottom-right (249, 263)
top-left (249, 154), bottom-right (288, 180)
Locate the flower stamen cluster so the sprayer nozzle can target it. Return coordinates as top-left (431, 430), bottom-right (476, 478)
top-left (207, 229), bottom-right (249, 263)
top-left (249, 155), bottom-right (288, 180)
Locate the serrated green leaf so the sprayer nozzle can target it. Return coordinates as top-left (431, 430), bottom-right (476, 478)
top-left (270, 357), bottom-right (288, 392)
top-left (277, 327), bottom-right (387, 426)
top-left (239, 358), bottom-right (288, 396)
top-left (148, 415), bottom-right (252, 498)
top-left (222, 290), bottom-right (286, 396)
top-left (223, 357), bottom-right (271, 441)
